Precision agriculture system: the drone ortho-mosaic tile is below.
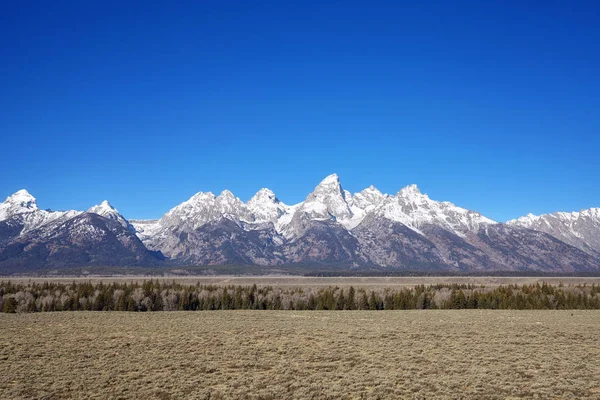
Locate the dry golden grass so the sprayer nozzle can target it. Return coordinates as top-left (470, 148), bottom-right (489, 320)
top-left (1, 310), bottom-right (599, 399)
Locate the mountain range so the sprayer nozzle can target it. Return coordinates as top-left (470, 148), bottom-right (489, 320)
top-left (1, 174), bottom-right (600, 274)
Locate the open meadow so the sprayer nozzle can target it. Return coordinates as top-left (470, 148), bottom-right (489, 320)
top-left (1, 310), bottom-right (599, 399)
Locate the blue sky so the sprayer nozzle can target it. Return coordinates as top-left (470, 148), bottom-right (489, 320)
top-left (1, 1), bottom-right (599, 221)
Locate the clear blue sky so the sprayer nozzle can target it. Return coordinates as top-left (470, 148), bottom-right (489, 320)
top-left (1, 1), bottom-right (599, 222)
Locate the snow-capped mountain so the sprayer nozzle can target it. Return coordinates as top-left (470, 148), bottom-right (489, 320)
top-left (0, 190), bottom-right (162, 272)
top-left (160, 190), bottom-right (255, 231)
top-left (2, 175), bottom-right (600, 273)
top-left (247, 188), bottom-right (289, 223)
top-left (297, 173), bottom-right (353, 221)
top-left (508, 208), bottom-right (600, 256)
top-left (134, 190), bottom-right (264, 261)
top-left (0, 189), bottom-right (81, 236)
top-left (0, 189), bottom-right (38, 220)
top-left (125, 174), bottom-right (599, 272)
top-left (277, 174), bottom-right (354, 238)
top-left (376, 184), bottom-right (496, 236)
top-left (87, 200), bottom-right (135, 232)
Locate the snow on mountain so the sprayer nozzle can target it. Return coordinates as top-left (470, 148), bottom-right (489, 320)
top-left (0, 189), bottom-right (39, 220)
top-left (138, 190), bottom-right (261, 256)
top-left (0, 189), bottom-right (81, 235)
top-left (129, 219), bottom-right (160, 243)
top-left (159, 190), bottom-right (255, 231)
top-left (87, 200), bottom-right (135, 232)
top-left (3, 176), bottom-right (600, 272)
top-left (507, 208), bottom-right (600, 256)
top-left (376, 184), bottom-right (496, 235)
top-left (345, 185), bottom-right (388, 229)
top-left (297, 173), bottom-right (353, 221)
top-left (276, 173), bottom-right (355, 238)
top-left (247, 188), bottom-right (288, 223)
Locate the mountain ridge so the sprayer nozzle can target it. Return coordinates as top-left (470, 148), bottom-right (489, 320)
top-left (1, 174), bottom-right (600, 273)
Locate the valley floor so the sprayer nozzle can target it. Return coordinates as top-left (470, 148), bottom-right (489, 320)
top-left (1, 310), bottom-right (599, 399)
top-left (5, 275), bottom-right (600, 288)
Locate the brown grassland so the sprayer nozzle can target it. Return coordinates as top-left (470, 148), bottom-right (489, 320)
top-left (1, 310), bottom-right (599, 399)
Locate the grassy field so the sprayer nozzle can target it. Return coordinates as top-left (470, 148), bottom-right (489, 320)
top-left (1, 310), bottom-right (599, 399)
top-left (5, 275), bottom-right (600, 288)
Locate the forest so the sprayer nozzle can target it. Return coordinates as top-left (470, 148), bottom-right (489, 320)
top-left (2, 280), bottom-right (600, 313)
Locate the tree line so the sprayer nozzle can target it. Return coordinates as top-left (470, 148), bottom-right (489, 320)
top-left (1, 280), bottom-right (600, 313)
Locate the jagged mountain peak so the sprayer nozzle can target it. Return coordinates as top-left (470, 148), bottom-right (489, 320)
top-left (1, 189), bottom-right (40, 221)
top-left (350, 185), bottom-right (386, 211)
top-left (377, 186), bottom-right (496, 236)
top-left (248, 188), bottom-right (281, 206)
top-left (87, 200), bottom-right (134, 231)
top-left (251, 188), bottom-right (277, 200)
top-left (188, 191), bottom-right (216, 203)
top-left (508, 207), bottom-right (600, 256)
top-left (366, 184), bottom-right (381, 193)
top-left (6, 189), bottom-right (36, 201)
top-left (342, 185), bottom-right (388, 230)
top-left (88, 200), bottom-right (116, 212)
top-left (318, 173), bottom-right (341, 186)
top-left (215, 190), bottom-right (244, 206)
top-left (397, 184), bottom-right (425, 199)
top-left (357, 185), bottom-right (385, 199)
top-left (508, 208), bottom-right (600, 227)
top-left (3, 180), bottom-right (600, 273)
top-left (507, 213), bottom-right (538, 226)
top-left (582, 208), bottom-right (600, 218)
top-left (299, 173), bottom-right (352, 222)
top-left (218, 189), bottom-right (235, 199)
top-left (1, 190), bottom-right (83, 238)
top-left (159, 188), bottom-right (254, 234)
top-left (248, 188), bottom-right (287, 223)
top-left (308, 174), bottom-right (344, 198)
top-left (3, 189), bottom-right (38, 209)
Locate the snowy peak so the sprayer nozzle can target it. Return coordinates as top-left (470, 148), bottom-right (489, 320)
top-left (87, 200), bottom-right (133, 231)
top-left (215, 190), bottom-right (253, 221)
top-left (188, 191), bottom-right (216, 203)
top-left (508, 207), bottom-right (600, 255)
top-left (582, 208), bottom-right (600, 219)
top-left (159, 189), bottom-right (254, 231)
top-left (507, 213), bottom-right (539, 227)
top-left (5, 189), bottom-right (37, 208)
top-left (342, 185), bottom-right (388, 229)
top-left (352, 186), bottom-right (386, 209)
top-left (299, 173), bottom-right (352, 221)
top-left (0, 190), bottom-right (84, 235)
top-left (507, 208), bottom-right (600, 227)
top-left (396, 184), bottom-right (429, 205)
top-left (249, 188), bottom-right (278, 203)
top-left (247, 188), bottom-right (287, 223)
top-left (376, 185), bottom-right (496, 235)
top-left (398, 184), bottom-right (422, 197)
top-left (218, 189), bottom-right (235, 200)
top-left (88, 200), bottom-right (117, 215)
top-left (318, 173), bottom-right (341, 187)
top-left (0, 189), bottom-right (40, 221)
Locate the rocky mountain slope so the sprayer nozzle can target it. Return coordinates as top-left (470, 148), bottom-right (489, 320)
top-left (507, 209), bottom-right (600, 257)
top-left (0, 192), bottom-right (162, 272)
top-left (127, 173), bottom-right (600, 272)
top-left (2, 175), bottom-right (600, 273)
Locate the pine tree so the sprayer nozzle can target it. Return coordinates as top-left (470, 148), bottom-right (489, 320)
top-left (336, 289), bottom-right (345, 310)
top-left (346, 286), bottom-right (356, 310)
